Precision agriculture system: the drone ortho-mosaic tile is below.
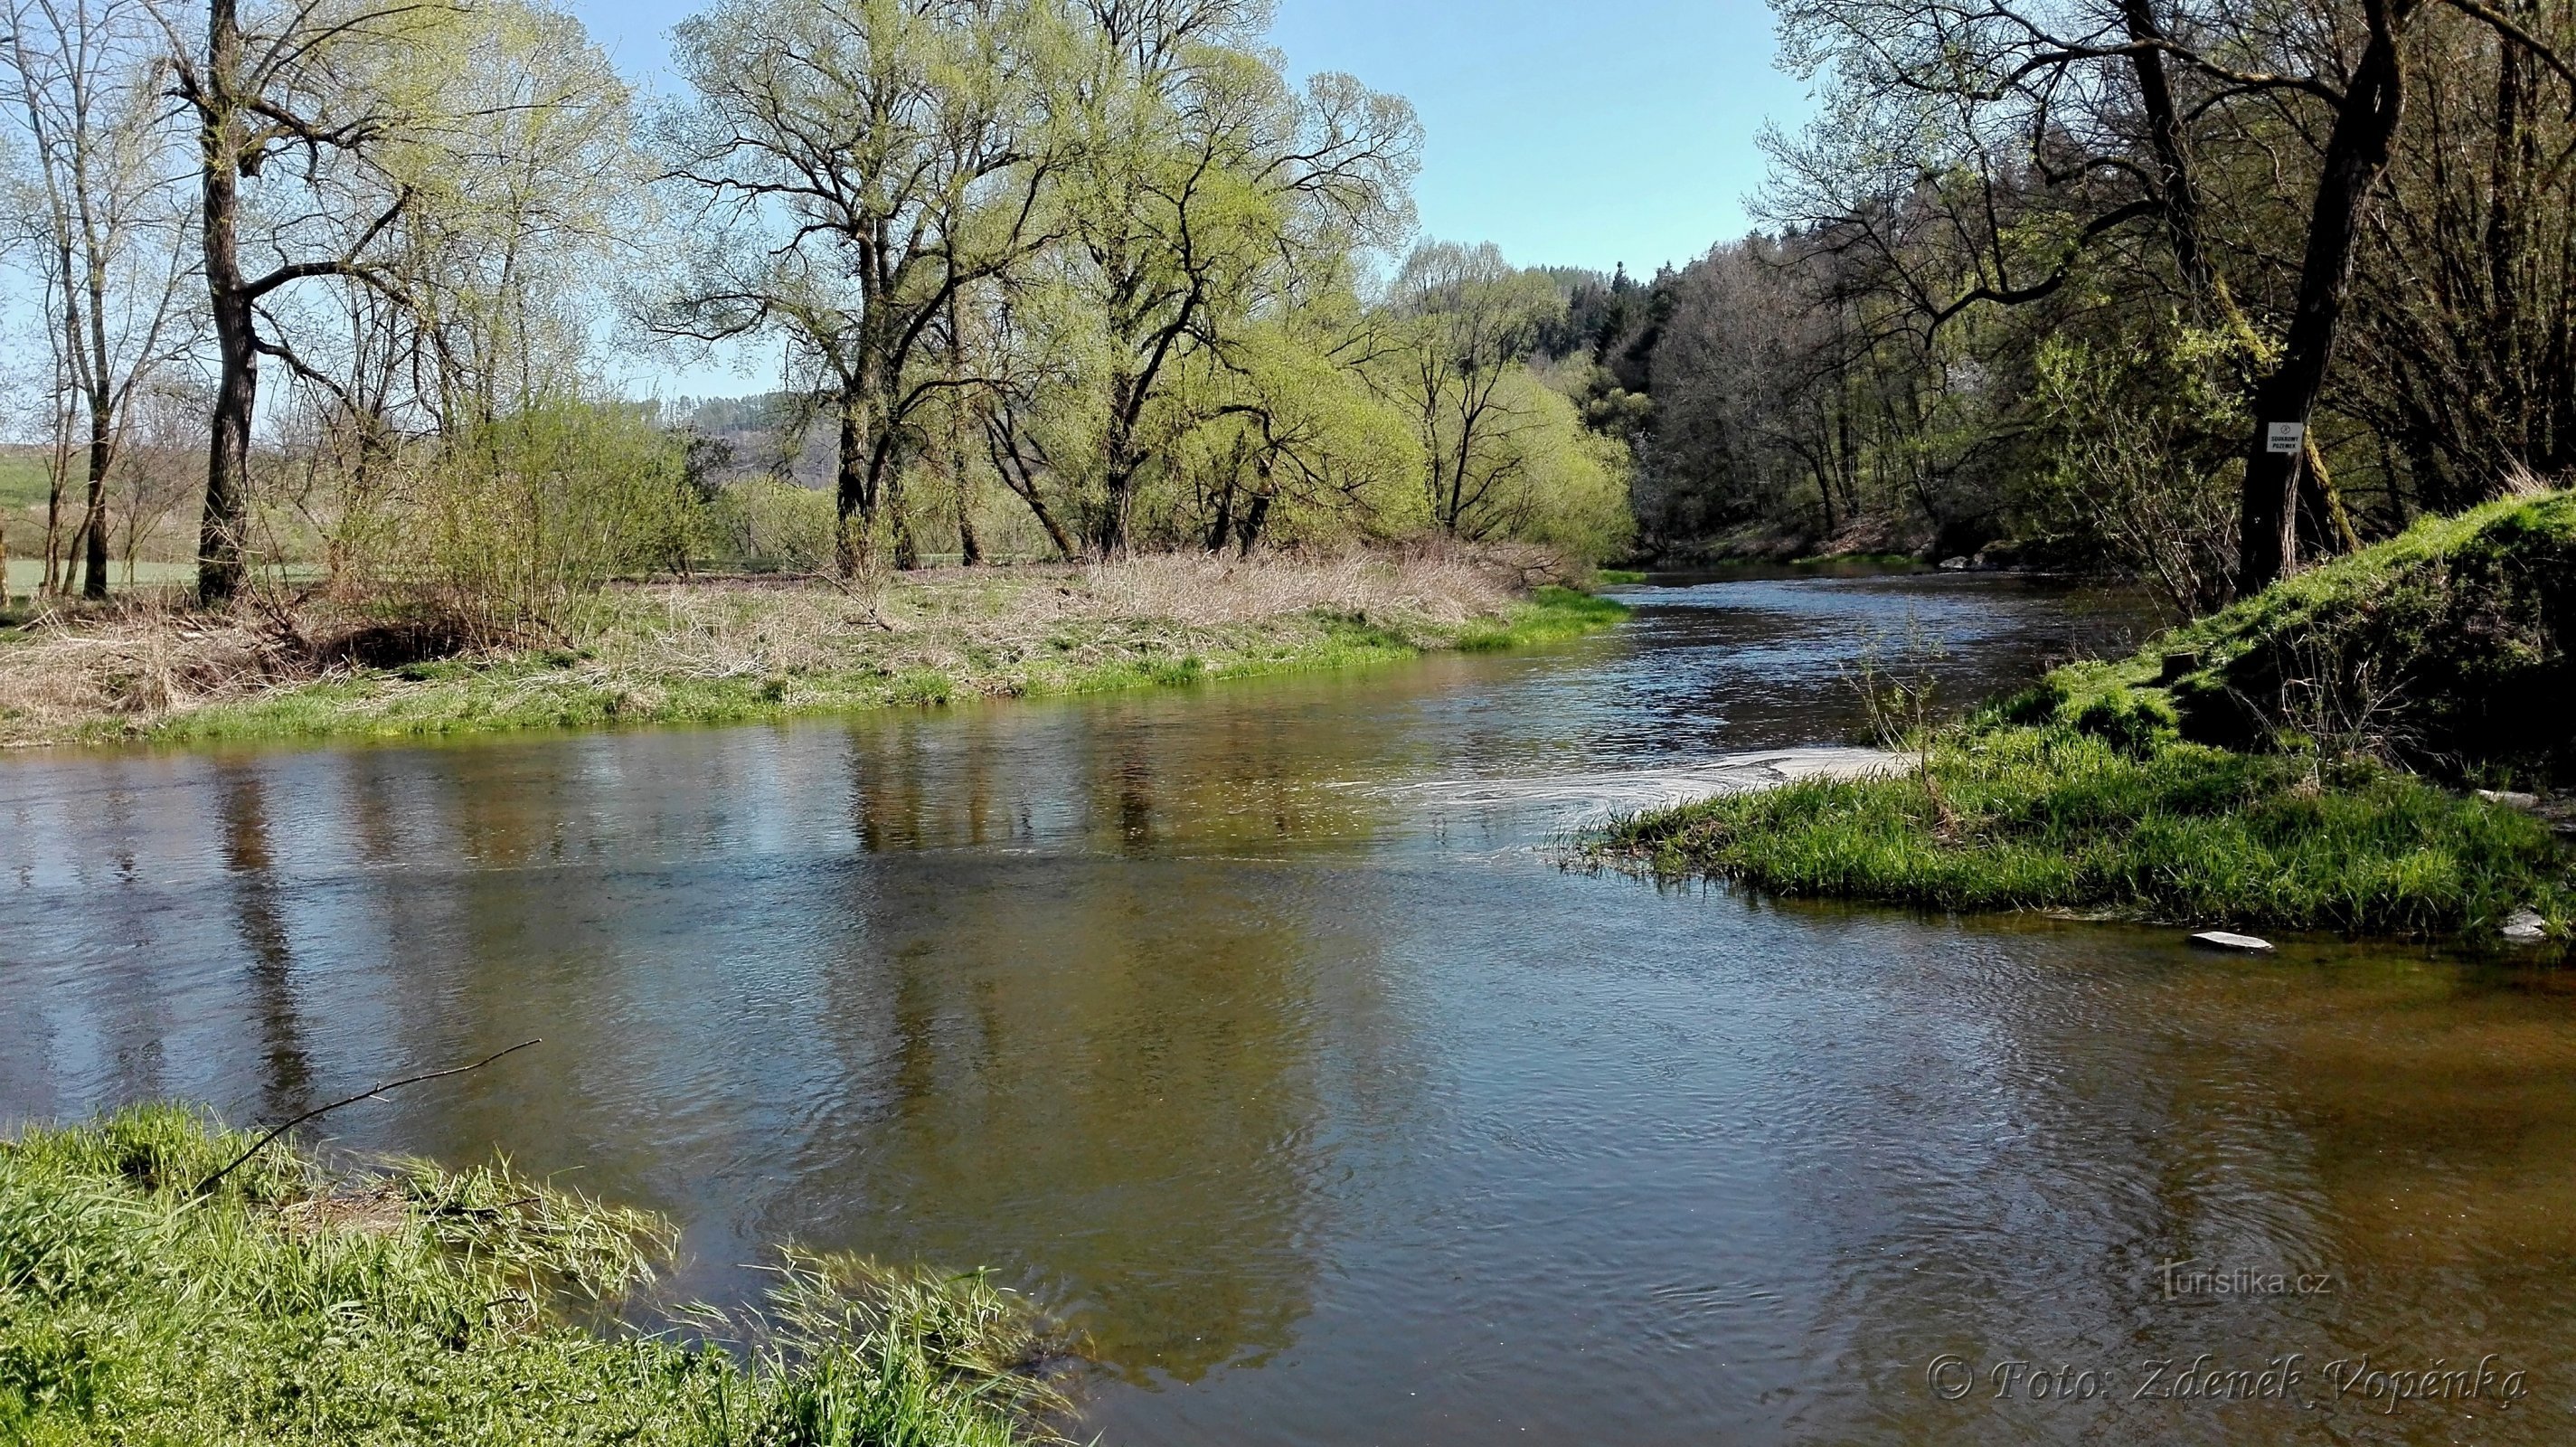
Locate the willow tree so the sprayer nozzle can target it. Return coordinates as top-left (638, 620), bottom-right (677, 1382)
top-left (1047, 0), bottom-right (1417, 555)
top-left (658, 0), bottom-right (1058, 573)
top-left (1381, 242), bottom-right (1562, 535)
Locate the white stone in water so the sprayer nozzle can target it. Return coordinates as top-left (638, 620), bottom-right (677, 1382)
top-left (2189, 931), bottom-right (2274, 953)
top-left (2477, 790), bottom-right (2542, 810)
top-left (2503, 909), bottom-right (2550, 944)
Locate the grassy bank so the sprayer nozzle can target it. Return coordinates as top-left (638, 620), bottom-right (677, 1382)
top-left (0, 1107), bottom-right (1062, 1446)
top-left (1606, 729), bottom-right (2567, 940)
top-left (0, 549), bottom-right (1626, 749)
top-left (1604, 494), bottom-right (2576, 944)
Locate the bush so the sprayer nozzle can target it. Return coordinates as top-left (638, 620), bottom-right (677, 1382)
top-left (340, 398), bottom-right (705, 644)
top-left (704, 475), bottom-right (840, 574)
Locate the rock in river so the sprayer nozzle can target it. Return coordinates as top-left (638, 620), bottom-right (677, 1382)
top-left (2190, 931), bottom-right (2275, 953)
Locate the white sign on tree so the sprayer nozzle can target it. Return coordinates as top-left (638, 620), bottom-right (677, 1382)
top-left (2266, 422), bottom-right (2307, 455)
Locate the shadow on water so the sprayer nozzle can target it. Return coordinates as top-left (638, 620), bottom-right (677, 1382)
top-left (5, 572), bottom-right (2573, 1443)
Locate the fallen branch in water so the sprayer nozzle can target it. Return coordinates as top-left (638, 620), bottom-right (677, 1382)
top-left (190, 1039), bottom-right (543, 1198)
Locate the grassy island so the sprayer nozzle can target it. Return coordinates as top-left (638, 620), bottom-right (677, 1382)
top-left (0, 550), bottom-right (1625, 750)
top-left (0, 1107), bottom-right (1062, 1446)
top-left (1605, 493), bottom-right (2576, 945)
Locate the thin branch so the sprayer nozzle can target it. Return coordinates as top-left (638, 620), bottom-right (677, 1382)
top-left (189, 1039), bottom-right (543, 1198)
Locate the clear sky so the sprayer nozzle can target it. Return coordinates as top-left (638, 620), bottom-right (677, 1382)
top-left (564, 0), bottom-right (1810, 278)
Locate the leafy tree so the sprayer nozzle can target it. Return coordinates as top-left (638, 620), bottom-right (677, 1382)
top-left (656, 0), bottom-right (1059, 573)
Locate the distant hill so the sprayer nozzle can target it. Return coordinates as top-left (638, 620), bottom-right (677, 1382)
top-left (667, 393), bottom-right (833, 489)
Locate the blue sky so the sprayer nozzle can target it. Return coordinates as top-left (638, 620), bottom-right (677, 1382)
top-left (567, 0), bottom-right (1810, 277)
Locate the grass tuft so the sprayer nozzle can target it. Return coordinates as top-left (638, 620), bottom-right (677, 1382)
top-left (0, 1107), bottom-right (1065, 1446)
top-left (1603, 725), bottom-right (2570, 941)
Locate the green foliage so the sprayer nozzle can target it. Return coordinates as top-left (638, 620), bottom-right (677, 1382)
top-left (2024, 318), bottom-right (2249, 618)
top-left (344, 398), bottom-right (703, 640)
top-left (0, 1107), bottom-right (1057, 1446)
top-left (1378, 241), bottom-right (1637, 561)
top-left (703, 477), bottom-right (842, 574)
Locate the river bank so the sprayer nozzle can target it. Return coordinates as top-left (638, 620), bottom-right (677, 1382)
top-left (12, 566), bottom-right (2571, 1443)
top-left (1603, 493), bottom-right (2576, 946)
top-left (0, 1107), bottom-right (1064, 1446)
top-left (0, 549), bottom-right (1623, 749)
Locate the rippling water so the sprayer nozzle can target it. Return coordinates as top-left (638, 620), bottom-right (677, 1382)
top-left (5, 571), bottom-right (2572, 1444)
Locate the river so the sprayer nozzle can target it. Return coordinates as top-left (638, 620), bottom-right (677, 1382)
top-left (5, 570), bottom-right (2572, 1444)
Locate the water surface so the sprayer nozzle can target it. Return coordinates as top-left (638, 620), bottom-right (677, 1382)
top-left (6, 572), bottom-right (2571, 1443)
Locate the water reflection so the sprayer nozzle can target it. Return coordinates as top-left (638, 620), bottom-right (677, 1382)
top-left (6, 574), bottom-right (2570, 1443)
top-left (214, 763), bottom-right (313, 1119)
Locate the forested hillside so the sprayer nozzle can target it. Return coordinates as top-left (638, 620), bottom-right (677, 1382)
top-left (1546, 0), bottom-right (2576, 610)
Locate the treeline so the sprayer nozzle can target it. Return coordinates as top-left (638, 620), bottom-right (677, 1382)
top-left (1, 0), bottom-right (1629, 622)
top-left (1572, 0), bottom-right (2576, 613)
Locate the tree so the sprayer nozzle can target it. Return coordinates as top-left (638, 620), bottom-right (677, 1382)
top-left (157, 0), bottom-right (457, 607)
top-left (657, 0), bottom-right (1057, 574)
top-left (1382, 241), bottom-right (1563, 536)
top-left (1767, 0), bottom-right (2576, 591)
top-left (4, 0), bottom-right (193, 600)
top-left (1051, 4), bottom-right (1416, 555)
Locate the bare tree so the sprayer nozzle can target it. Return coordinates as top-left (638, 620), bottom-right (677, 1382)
top-left (1768, 0), bottom-right (2576, 592)
top-left (5, 0), bottom-right (193, 601)
top-left (155, 0), bottom-right (448, 607)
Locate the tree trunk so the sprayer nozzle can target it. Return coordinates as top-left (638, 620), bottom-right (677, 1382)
top-left (196, 0), bottom-right (253, 610)
top-left (885, 464), bottom-right (916, 570)
top-left (1207, 474), bottom-right (1235, 553)
top-left (2238, 0), bottom-right (2414, 593)
top-left (79, 407), bottom-right (110, 601)
top-left (834, 400), bottom-right (869, 576)
top-left (1095, 370), bottom-right (1137, 558)
top-left (986, 421), bottom-right (1076, 560)
top-left (1234, 493), bottom-right (1271, 556)
top-left (956, 484), bottom-right (982, 566)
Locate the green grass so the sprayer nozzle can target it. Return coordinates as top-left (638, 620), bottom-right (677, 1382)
top-left (1604, 724), bottom-right (2569, 941)
top-left (107, 585), bottom-right (1627, 748)
top-left (1593, 568), bottom-right (1648, 585)
top-left (0, 448), bottom-right (51, 512)
top-left (0, 1106), bottom-right (1060, 1446)
top-left (1449, 586), bottom-right (1629, 652)
top-left (5, 560), bottom-right (196, 594)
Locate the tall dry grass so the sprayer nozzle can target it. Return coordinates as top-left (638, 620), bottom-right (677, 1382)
top-left (0, 544), bottom-right (1578, 744)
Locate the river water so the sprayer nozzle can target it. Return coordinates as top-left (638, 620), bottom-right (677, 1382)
top-left (5, 571), bottom-right (2574, 1444)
